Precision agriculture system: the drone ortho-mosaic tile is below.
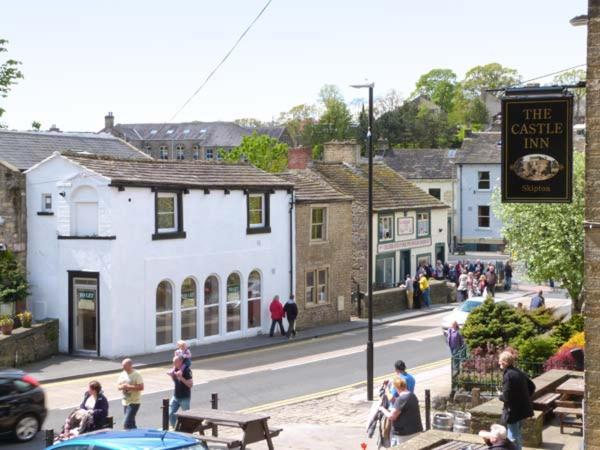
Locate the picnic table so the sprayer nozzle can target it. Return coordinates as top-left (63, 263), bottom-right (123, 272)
top-left (555, 377), bottom-right (584, 434)
top-left (556, 377), bottom-right (584, 397)
top-left (175, 407), bottom-right (281, 449)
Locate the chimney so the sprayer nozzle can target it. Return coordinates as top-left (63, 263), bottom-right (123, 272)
top-left (323, 140), bottom-right (360, 165)
top-left (48, 124), bottom-right (61, 132)
top-left (287, 147), bottom-right (312, 170)
top-left (104, 112), bottom-right (115, 129)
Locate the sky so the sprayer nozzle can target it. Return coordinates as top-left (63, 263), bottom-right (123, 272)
top-left (0, 0), bottom-right (588, 132)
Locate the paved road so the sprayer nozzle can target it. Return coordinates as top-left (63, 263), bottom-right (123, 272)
top-left (12, 312), bottom-right (450, 449)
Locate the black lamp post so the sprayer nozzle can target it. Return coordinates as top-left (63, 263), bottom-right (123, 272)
top-left (351, 82), bottom-right (375, 400)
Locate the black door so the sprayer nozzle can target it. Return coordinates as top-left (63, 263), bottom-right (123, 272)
top-left (400, 250), bottom-right (411, 280)
top-left (435, 243), bottom-right (445, 264)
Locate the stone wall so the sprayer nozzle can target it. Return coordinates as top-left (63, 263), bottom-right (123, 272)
top-left (0, 161), bottom-right (26, 266)
top-left (351, 201), bottom-right (369, 291)
top-left (322, 141), bottom-right (360, 165)
top-left (294, 201), bottom-right (353, 329)
top-left (0, 319), bottom-right (58, 367)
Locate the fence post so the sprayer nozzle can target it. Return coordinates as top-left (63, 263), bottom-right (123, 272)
top-left (162, 398), bottom-right (169, 431)
top-left (471, 388), bottom-right (481, 407)
top-left (211, 393), bottom-right (219, 437)
top-left (425, 389), bottom-right (431, 431)
top-left (45, 429), bottom-right (54, 447)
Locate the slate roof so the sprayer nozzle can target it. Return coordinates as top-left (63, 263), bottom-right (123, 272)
top-left (312, 161), bottom-right (448, 211)
top-left (0, 130), bottom-right (150, 171)
top-left (109, 121), bottom-right (288, 148)
top-left (456, 131), bottom-right (502, 164)
top-left (383, 148), bottom-right (457, 180)
top-left (279, 169), bottom-right (352, 203)
top-left (56, 153), bottom-right (293, 190)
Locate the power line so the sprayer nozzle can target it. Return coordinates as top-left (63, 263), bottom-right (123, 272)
top-left (168, 0), bottom-right (273, 122)
top-left (515, 63), bottom-right (586, 87)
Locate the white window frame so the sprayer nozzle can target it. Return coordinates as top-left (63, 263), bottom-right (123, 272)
top-left (478, 205), bottom-right (491, 229)
top-left (159, 146), bottom-right (169, 160)
top-left (317, 268), bottom-right (329, 304)
top-left (310, 207), bottom-right (327, 241)
top-left (176, 144), bottom-right (185, 160)
top-left (417, 211), bottom-right (430, 238)
top-left (378, 215), bottom-right (394, 241)
top-left (156, 193), bottom-right (178, 233)
top-left (248, 194), bottom-right (265, 228)
top-left (41, 193), bottom-right (52, 212)
top-left (478, 171), bottom-right (491, 190)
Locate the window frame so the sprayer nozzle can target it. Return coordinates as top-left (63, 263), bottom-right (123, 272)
top-left (246, 191), bottom-right (271, 234)
top-left (176, 144), bottom-right (185, 160)
top-left (375, 253), bottom-right (395, 289)
top-left (155, 280), bottom-right (174, 346)
top-left (378, 213), bottom-right (394, 242)
top-left (152, 190), bottom-right (186, 240)
top-left (428, 188), bottom-right (441, 200)
top-left (477, 171), bottom-right (491, 190)
top-left (205, 148), bottom-right (214, 160)
top-left (159, 145), bottom-right (169, 160)
top-left (247, 270), bottom-right (262, 329)
top-left (317, 268), bottom-right (328, 304)
top-left (478, 205), bottom-right (491, 229)
top-left (310, 207), bottom-right (327, 242)
top-left (42, 193), bottom-right (52, 212)
top-left (305, 267), bottom-right (330, 306)
top-left (180, 277), bottom-right (197, 340)
top-left (416, 210), bottom-right (431, 238)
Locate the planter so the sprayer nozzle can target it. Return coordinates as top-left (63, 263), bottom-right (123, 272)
top-left (1, 325), bottom-right (13, 336)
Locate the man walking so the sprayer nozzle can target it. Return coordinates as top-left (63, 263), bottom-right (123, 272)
top-left (168, 356), bottom-right (193, 428)
top-left (504, 261), bottom-right (513, 291)
top-left (394, 360), bottom-right (415, 393)
top-left (419, 273), bottom-right (430, 308)
top-left (269, 295), bottom-right (285, 337)
top-left (499, 351), bottom-right (535, 450)
top-left (530, 290), bottom-right (545, 309)
top-left (117, 358), bottom-right (144, 429)
top-left (447, 321), bottom-right (465, 377)
top-left (283, 294), bottom-right (298, 339)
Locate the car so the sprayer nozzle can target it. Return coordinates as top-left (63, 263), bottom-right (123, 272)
top-left (0, 368), bottom-right (46, 442)
top-left (46, 429), bottom-right (209, 449)
top-left (441, 297), bottom-right (507, 335)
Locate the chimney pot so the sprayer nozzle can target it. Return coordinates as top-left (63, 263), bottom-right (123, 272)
top-left (287, 147), bottom-right (312, 170)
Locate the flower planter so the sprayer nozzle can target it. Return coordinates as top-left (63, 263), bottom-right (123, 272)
top-left (1, 325), bottom-right (13, 335)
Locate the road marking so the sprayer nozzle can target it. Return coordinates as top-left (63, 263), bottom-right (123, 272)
top-left (240, 358), bottom-right (450, 413)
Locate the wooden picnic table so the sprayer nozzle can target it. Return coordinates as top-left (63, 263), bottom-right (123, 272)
top-left (556, 377), bottom-right (584, 397)
top-left (175, 407), bottom-right (281, 450)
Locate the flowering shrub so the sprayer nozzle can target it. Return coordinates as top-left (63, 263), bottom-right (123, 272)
top-left (562, 331), bottom-right (584, 350)
top-left (544, 346), bottom-right (579, 371)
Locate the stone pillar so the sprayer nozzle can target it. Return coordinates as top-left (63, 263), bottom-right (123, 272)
top-left (585, 1), bottom-right (600, 447)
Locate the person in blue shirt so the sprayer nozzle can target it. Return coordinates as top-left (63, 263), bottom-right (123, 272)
top-left (530, 290), bottom-right (545, 309)
top-left (394, 360), bottom-right (415, 393)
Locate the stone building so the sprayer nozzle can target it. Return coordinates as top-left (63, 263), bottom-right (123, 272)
top-left (0, 161), bottom-right (26, 265)
top-left (101, 112), bottom-right (293, 161)
top-left (280, 148), bottom-right (353, 329)
top-left (312, 141), bottom-right (449, 292)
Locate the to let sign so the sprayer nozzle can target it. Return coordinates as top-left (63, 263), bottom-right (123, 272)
top-left (501, 93), bottom-right (573, 202)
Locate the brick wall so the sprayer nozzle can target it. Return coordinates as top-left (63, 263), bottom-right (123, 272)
top-left (586, 2), bottom-right (600, 447)
top-left (0, 162), bottom-right (26, 266)
top-left (294, 201), bottom-right (353, 329)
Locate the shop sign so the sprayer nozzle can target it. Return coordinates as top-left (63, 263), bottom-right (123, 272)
top-left (501, 93), bottom-right (573, 202)
top-left (377, 237), bottom-right (431, 253)
top-left (78, 289), bottom-right (96, 311)
top-left (396, 217), bottom-right (414, 236)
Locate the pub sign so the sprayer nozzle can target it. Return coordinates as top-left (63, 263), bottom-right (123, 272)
top-left (501, 91), bottom-right (573, 203)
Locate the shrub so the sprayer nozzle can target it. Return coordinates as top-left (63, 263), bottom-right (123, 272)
top-left (549, 314), bottom-right (585, 348)
top-left (513, 335), bottom-right (558, 375)
top-left (562, 331), bottom-right (584, 350)
top-left (544, 346), bottom-right (579, 372)
top-left (0, 251), bottom-right (28, 306)
top-left (523, 307), bottom-right (564, 334)
top-left (569, 314), bottom-right (584, 333)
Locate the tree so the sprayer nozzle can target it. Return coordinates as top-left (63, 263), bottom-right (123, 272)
top-left (0, 250), bottom-right (28, 309)
top-left (375, 89), bottom-right (403, 116)
top-left (462, 63), bottom-right (521, 98)
top-left (278, 103), bottom-right (317, 147)
top-left (412, 68), bottom-right (457, 112)
top-left (493, 152), bottom-right (585, 312)
top-left (0, 39), bottom-right (24, 121)
top-left (220, 132), bottom-right (288, 173)
top-left (31, 121), bottom-right (41, 131)
top-left (310, 84), bottom-right (353, 157)
top-left (234, 118), bottom-right (264, 128)
top-left (553, 69), bottom-right (586, 120)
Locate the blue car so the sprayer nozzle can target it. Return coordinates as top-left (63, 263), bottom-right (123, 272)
top-left (46, 429), bottom-right (207, 449)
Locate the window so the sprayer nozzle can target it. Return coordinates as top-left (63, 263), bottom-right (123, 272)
top-left (216, 151), bottom-right (223, 161)
top-left (317, 269), bottom-right (328, 303)
top-left (205, 149), bottom-right (214, 160)
top-left (181, 278), bottom-right (197, 340)
top-left (41, 193), bottom-right (52, 212)
top-left (417, 211), bottom-right (430, 238)
top-left (144, 144), bottom-right (152, 152)
top-left (247, 271), bottom-right (261, 328)
top-left (428, 188), bottom-right (441, 200)
top-left (159, 145), bottom-right (169, 160)
top-left (311, 207), bottom-right (327, 241)
top-left (417, 253), bottom-right (431, 267)
top-left (153, 191), bottom-right (185, 240)
top-left (305, 271), bottom-right (315, 304)
top-left (192, 145), bottom-right (200, 160)
top-left (378, 215), bottom-right (394, 241)
top-left (305, 268), bottom-right (329, 304)
top-left (247, 193), bottom-right (270, 234)
top-left (156, 281), bottom-right (173, 346)
top-left (204, 276), bottom-right (219, 337)
top-left (376, 255), bottom-right (395, 288)
top-left (71, 186), bottom-right (98, 236)
top-left (226, 273), bottom-right (241, 332)
top-left (478, 205), bottom-right (490, 228)
top-left (478, 171), bottom-right (490, 190)
top-left (176, 144), bottom-right (185, 160)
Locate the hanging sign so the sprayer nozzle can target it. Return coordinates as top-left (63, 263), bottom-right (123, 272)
top-left (501, 92), bottom-right (573, 203)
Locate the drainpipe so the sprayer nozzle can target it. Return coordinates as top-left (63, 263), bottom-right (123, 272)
top-left (288, 191), bottom-right (295, 296)
top-left (459, 164), bottom-right (463, 246)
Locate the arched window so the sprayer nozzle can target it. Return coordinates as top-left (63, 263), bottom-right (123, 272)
top-left (176, 144), bottom-right (185, 160)
top-left (156, 281), bottom-right (173, 346)
top-left (247, 271), bottom-right (261, 328)
top-left (181, 277), bottom-right (197, 340)
top-left (226, 273), bottom-right (241, 332)
top-left (159, 145), bottom-right (169, 160)
top-left (204, 276), bottom-right (219, 337)
top-left (71, 186), bottom-right (98, 236)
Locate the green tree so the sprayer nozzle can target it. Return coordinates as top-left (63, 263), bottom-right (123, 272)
top-left (220, 131), bottom-right (288, 173)
top-left (493, 152), bottom-right (585, 312)
top-left (0, 39), bottom-right (24, 121)
top-left (31, 121), bottom-right (41, 131)
top-left (412, 68), bottom-right (457, 112)
top-left (462, 63), bottom-right (521, 98)
top-left (278, 103), bottom-right (317, 147)
top-left (234, 118), bottom-right (264, 128)
top-left (309, 84), bottom-right (353, 158)
top-left (0, 250), bottom-right (28, 307)
top-left (553, 69), bottom-right (586, 119)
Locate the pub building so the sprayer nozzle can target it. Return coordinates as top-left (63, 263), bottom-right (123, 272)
top-left (25, 152), bottom-right (294, 358)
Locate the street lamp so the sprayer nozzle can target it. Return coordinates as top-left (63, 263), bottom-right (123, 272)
top-left (351, 82), bottom-right (375, 401)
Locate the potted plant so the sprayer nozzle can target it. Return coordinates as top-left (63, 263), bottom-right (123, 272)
top-left (0, 316), bottom-right (14, 335)
top-left (16, 311), bottom-right (32, 328)
top-left (0, 251), bottom-right (29, 316)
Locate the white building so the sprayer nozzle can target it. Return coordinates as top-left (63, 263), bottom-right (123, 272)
top-left (26, 152), bottom-right (294, 358)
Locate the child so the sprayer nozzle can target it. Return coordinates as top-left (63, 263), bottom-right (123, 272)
top-left (167, 340), bottom-right (192, 377)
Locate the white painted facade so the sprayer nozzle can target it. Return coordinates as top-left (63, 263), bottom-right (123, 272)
top-left (26, 154), bottom-right (293, 358)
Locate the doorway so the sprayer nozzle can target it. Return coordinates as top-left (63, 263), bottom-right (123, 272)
top-left (68, 272), bottom-right (99, 356)
top-left (400, 250), bottom-right (411, 280)
top-left (435, 243), bottom-right (446, 264)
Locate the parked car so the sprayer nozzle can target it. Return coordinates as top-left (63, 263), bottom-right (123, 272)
top-left (0, 368), bottom-right (46, 442)
top-left (46, 429), bottom-right (208, 449)
top-left (441, 297), bottom-right (507, 336)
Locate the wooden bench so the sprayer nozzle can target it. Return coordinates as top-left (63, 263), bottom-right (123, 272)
top-left (532, 392), bottom-right (561, 414)
top-left (555, 406), bottom-right (583, 434)
top-left (194, 435), bottom-right (242, 448)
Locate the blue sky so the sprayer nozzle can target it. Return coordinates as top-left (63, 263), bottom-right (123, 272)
top-left (1, 0), bottom-right (588, 131)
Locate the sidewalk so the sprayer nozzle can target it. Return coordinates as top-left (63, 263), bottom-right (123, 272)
top-left (23, 301), bottom-right (459, 384)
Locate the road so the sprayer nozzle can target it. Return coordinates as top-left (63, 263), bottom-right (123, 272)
top-left (13, 311), bottom-right (450, 449)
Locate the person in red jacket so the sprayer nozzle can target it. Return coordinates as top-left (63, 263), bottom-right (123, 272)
top-left (269, 295), bottom-right (285, 337)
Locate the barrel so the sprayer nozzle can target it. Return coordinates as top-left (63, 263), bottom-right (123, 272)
top-left (432, 412), bottom-right (454, 431)
top-left (452, 411), bottom-right (471, 433)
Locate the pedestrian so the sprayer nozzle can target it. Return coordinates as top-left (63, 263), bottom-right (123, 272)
top-left (530, 290), bottom-right (545, 309)
top-left (504, 261), bottom-right (513, 291)
top-left (269, 295), bottom-right (285, 337)
top-left (404, 274), bottom-right (414, 309)
top-left (283, 294), bottom-right (298, 339)
top-left (377, 377), bottom-right (423, 446)
top-left (486, 266), bottom-right (497, 297)
top-left (478, 274), bottom-right (487, 297)
top-left (419, 274), bottom-right (431, 308)
top-left (478, 424), bottom-right (517, 450)
top-left (78, 380), bottom-right (109, 431)
top-left (447, 321), bottom-right (465, 377)
top-left (435, 260), bottom-right (444, 280)
top-left (447, 264), bottom-right (457, 284)
top-left (167, 340), bottom-right (192, 377)
top-left (467, 272), bottom-right (476, 298)
top-left (516, 302), bottom-right (524, 311)
top-left (498, 351), bottom-right (535, 450)
top-left (457, 269), bottom-right (468, 302)
top-left (413, 275), bottom-right (422, 309)
top-left (117, 358), bottom-right (144, 429)
top-left (394, 360), bottom-right (415, 393)
top-left (168, 355), bottom-right (193, 428)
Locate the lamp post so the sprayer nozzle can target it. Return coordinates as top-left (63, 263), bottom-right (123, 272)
top-left (351, 82), bottom-right (375, 400)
